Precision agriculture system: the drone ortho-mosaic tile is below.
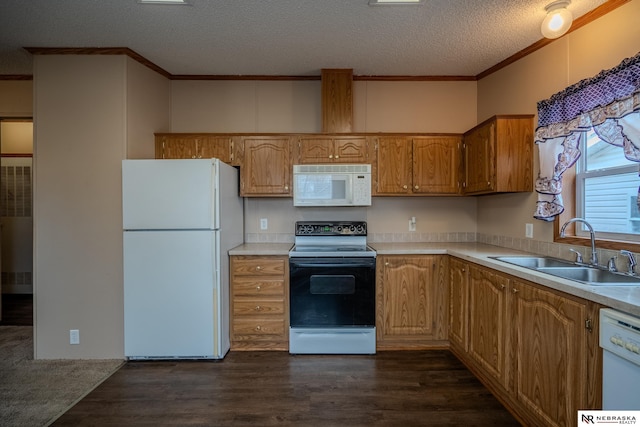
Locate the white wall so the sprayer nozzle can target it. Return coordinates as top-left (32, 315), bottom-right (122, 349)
top-left (33, 55), bottom-right (170, 359)
top-left (172, 79), bottom-right (479, 240)
top-left (0, 81), bottom-right (32, 118)
top-left (476, 0), bottom-right (640, 243)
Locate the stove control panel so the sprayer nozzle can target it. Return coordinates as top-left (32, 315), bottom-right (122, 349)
top-left (295, 221), bottom-right (367, 236)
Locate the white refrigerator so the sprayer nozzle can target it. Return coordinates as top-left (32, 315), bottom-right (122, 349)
top-left (122, 159), bottom-right (243, 359)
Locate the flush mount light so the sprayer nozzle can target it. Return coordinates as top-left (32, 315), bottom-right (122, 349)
top-left (368, 0), bottom-right (425, 5)
top-left (138, 0), bottom-right (190, 4)
top-left (541, 0), bottom-right (573, 39)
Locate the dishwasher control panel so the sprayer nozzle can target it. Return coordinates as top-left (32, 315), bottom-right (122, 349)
top-left (600, 308), bottom-right (640, 365)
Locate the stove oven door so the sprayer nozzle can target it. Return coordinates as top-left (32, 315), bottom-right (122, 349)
top-left (289, 257), bottom-right (376, 327)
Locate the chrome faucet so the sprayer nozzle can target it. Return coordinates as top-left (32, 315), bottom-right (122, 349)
top-left (620, 250), bottom-right (637, 275)
top-left (560, 218), bottom-right (598, 266)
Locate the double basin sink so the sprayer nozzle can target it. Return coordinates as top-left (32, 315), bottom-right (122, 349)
top-left (491, 256), bottom-right (640, 286)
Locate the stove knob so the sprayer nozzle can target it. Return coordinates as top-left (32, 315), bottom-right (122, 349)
top-left (336, 226), bottom-right (343, 232)
top-left (349, 225), bottom-right (356, 232)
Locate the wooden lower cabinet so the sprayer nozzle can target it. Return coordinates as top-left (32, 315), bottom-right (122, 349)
top-left (450, 260), bottom-right (602, 427)
top-left (230, 255), bottom-right (289, 350)
top-left (448, 257), bottom-right (469, 352)
top-left (376, 255), bottom-right (448, 349)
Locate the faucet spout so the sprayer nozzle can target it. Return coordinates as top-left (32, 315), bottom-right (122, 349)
top-left (560, 217), bottom-right (598, 266)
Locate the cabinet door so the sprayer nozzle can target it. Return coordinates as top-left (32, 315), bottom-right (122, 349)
top-left (468, 264), bottom-right (509, 385)
top-left (375, 137), bottom-right (412, 194)
top-left (297, 137), bottom-right (333, 164)
top-left (378, 255), bottom-right (443, 342)
top-left (158, 136), bottom-right (198, 159)
top-left (464, 122), bottom-right (495, 194)
top-left (198, 136), bottom-right (232, 164)
top-left (449, 257), bottom-right (468, 351)
top-left (333, 137), bottom-right (368, 163)
top-left (241, 137), bottom-right (291, 196)
top-left (511, 279), bottom-right (588, 427)
top-left (413, 136), bottom-right (461, 194)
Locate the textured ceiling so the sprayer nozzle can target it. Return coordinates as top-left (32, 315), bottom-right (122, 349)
top-left (0, 0), bottom-right (610, 77)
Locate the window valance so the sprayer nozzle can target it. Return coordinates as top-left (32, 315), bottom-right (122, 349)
top-left (534, 51), bottom-right (640, 221)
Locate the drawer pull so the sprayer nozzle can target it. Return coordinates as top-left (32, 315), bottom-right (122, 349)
top-left (255, 305), bottom-right (262, 311)
top-left (256, 285), bottom-right (261, 291)
top-left (256, 266), bottom-right (262, 271)
top-left (255, 325), bottom-right (262, 331)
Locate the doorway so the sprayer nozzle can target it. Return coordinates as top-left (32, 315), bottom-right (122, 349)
top-left (0, 119), bottom-right (33, 325)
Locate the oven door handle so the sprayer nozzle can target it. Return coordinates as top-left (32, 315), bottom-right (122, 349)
top-left (291, 262), bottom-right (375, 268)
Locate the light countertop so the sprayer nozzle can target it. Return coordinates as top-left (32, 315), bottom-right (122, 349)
top-left (229, 241), bottom-right (640, 317)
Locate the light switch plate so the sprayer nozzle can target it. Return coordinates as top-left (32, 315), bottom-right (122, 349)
top-left (525, 223), bottom-right (533, 238)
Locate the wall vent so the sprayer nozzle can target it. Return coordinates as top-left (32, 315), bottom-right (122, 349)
top-left (1, 159), bottom-right (32, 218)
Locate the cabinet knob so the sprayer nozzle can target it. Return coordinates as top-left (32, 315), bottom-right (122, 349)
top-left (198, 155), bottom-right (202, 159)
top-left (329, 155), bottom-right (333, 159)
top-left (255, 325), bottom-right (262, 331)
top-left (511, 288), bottom-right (519, 294)
top-left (403, 185), bottom-right (408, 189)
top-left (191, 155), bottom-right (196, 159)
top-left (255, 305), bottom-right (262, 311)
top-left (385, 261), bottom-right (389, 266)
top-left (256, 285), bottom-right (261, 291)
top-left (256, 266), bottom-right (262, 270)
top-left (501, 284), bottom-right (506, 290)
top-left (284, 186), bottom-right (289, 191)
top-left (414, 185), bottom-right (419, 190)
top-left (335, 155), bottom-right (339, 159)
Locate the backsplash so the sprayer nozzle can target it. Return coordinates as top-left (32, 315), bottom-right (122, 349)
top-left (245, 231), bottom-right (640, 273)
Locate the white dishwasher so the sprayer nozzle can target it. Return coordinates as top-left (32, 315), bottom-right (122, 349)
top-left (599, 308), bottom-right (640, 410)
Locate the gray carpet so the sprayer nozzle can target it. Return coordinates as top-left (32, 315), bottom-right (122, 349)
top-left (0, 326), bottom-right (124, 427)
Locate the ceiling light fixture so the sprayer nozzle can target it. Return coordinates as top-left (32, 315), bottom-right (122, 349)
top-left (541, 0), bottom-right (573, 39)
top-left (368, 0), bottom-right (425, 5)
top-left (138, 0), bottom-right (190, 5)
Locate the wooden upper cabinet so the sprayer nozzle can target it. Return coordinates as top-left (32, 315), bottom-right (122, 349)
top-left (321, 69), bottom-right (353, 133)
top-left (240, 136), bottom-right (292, 197)
top-left (155, 134), bottom-right (233, 164)
top-left (375, 137), bottom-right (413, 194)
top-left (375, 136), bottom-right (461, 195)
top-left (413, 136), bottom-right (462, 194)
top-left (297, 135), bottom-right (368, 164)
top-left (462, 115), bottom-right (534, 195)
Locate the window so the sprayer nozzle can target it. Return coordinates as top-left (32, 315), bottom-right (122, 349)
top-left (575, 128), bottom-right (640, 242)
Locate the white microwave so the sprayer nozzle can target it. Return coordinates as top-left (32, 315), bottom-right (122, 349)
top-left (293, 164), bottom-right (372, 207)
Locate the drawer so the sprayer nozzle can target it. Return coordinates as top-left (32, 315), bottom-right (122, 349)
top-left (232, 257), bottom-right (285, 276)
top-left (233, 278), bottom-right (284, 297)
top-left (233, 257), bottom-right (285, 276)
top-left (234, 300), bottom-right (284, 316)
top-left (233, 319), bottom-right (285, 336)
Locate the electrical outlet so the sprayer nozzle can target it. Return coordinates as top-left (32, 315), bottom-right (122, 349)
top-left (69, 329), bottom-right (80, 345)
top-left (260, 218), bottom-right (268, 230)
top-left (525, 223), bottom-right (534, 238)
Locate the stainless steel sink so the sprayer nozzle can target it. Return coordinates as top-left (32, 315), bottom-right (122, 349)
top-left (490, 256), bottom-right (640, 286)
top-left (536, 267), bottom-right (640, 285)
top-left (491, 256), bottom-right (579, 269)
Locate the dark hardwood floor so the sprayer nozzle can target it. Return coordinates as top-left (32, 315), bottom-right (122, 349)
top-left (53, 350), bottom-right (521, 426)
top-left (0, 293), bottom-right (33, 326)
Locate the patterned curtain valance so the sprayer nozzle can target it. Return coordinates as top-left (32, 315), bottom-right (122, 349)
top-left (537, 53), bottom-right (640, 128)
top-left (534, 51), bottom-right (640, 222)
